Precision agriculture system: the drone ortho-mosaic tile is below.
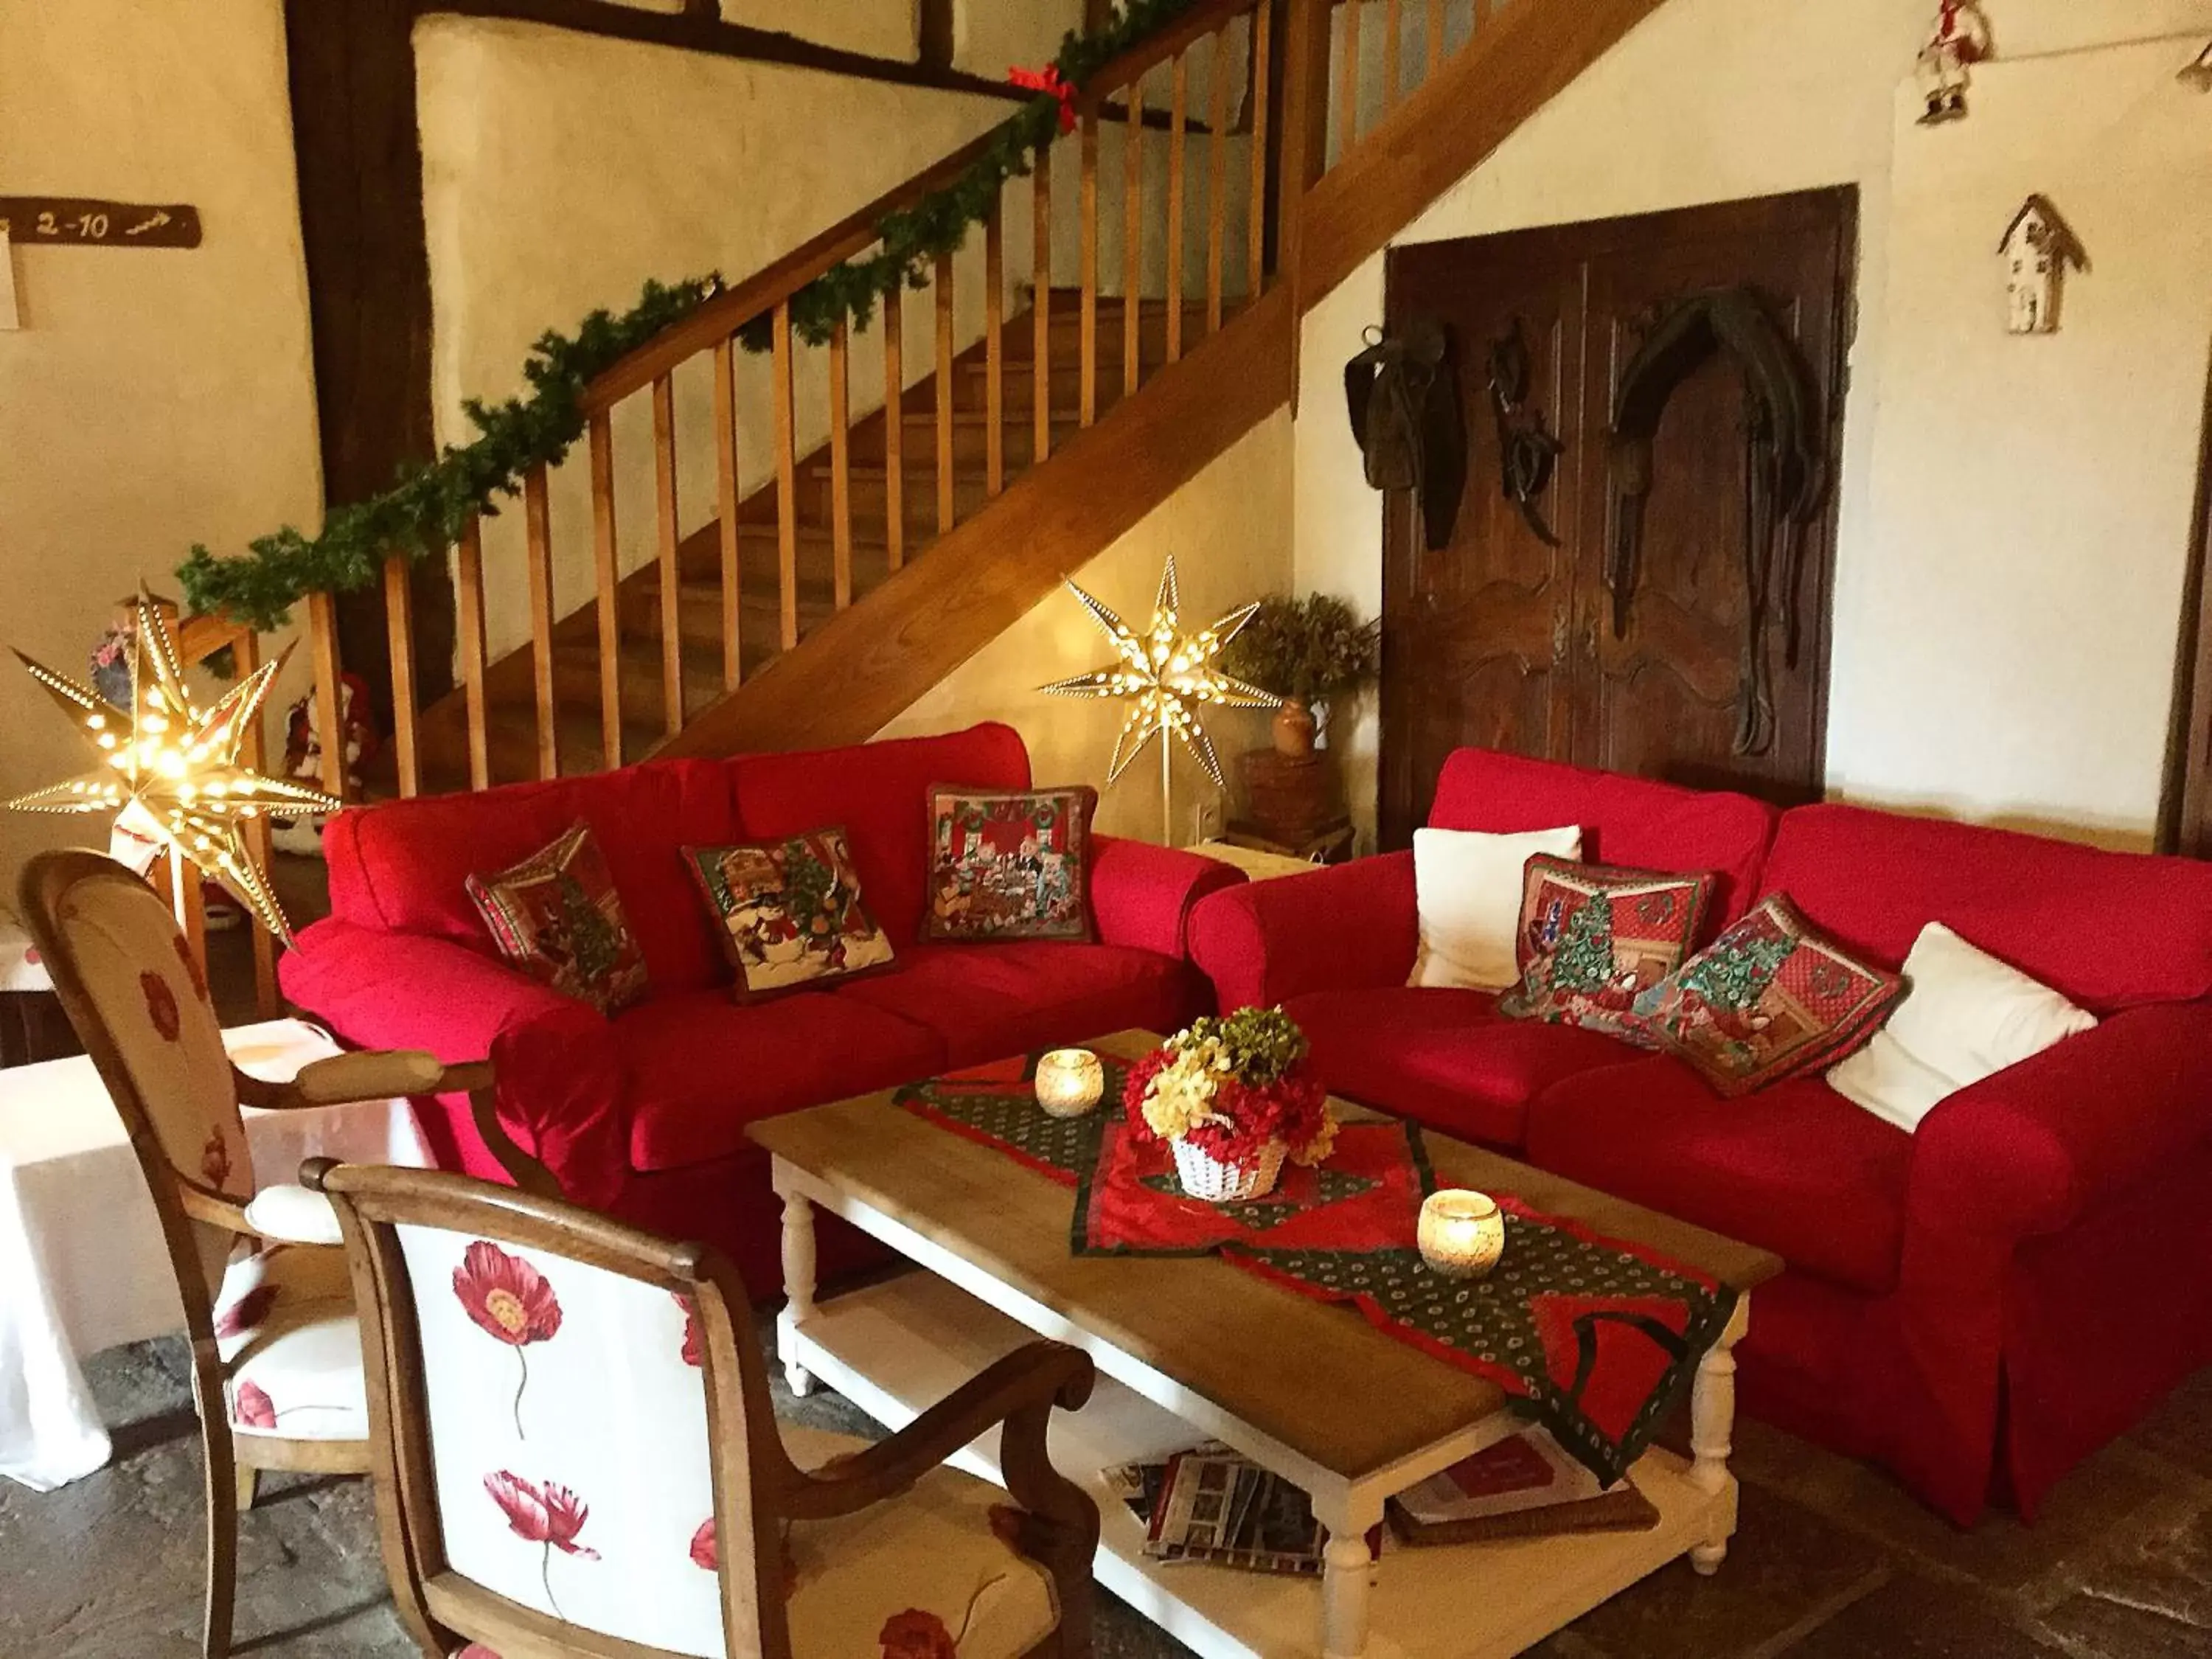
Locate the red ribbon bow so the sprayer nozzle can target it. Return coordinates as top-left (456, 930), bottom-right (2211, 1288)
top-left (1009, 64), bottom-right (1079, 134)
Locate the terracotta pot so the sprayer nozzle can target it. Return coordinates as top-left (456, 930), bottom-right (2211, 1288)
top-left (1271, 699), bottom-right (1318, 757)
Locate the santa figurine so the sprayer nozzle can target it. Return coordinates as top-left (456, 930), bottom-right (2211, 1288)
top-left (1918, 0), bottom-right (1993, 125)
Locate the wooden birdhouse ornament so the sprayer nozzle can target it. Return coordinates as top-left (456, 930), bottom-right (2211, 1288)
top-left (1999, 196), bottom-right (2085, 335)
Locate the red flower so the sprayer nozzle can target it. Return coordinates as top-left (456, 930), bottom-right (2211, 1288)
top-left (173, 933), bottom-right (209, 1004)
top-left (453, 1241), bottom-right (563, 1346)
top-left (484, 1472), bottom-right (599, 1559)
top-left (1007, 63), bottom-right (1079, 133)
top-left (201, 1127), bottom-right (232, 1192)
top-left (689, 1517), bottom-right (717, 1571)
top-left (675, 1292), bottom-right (703, 1368)
top-left (215, 1281), bottom-right (276, 1339)
top-left (142, 971), bottom-right (180, 1041)
top-left (880, 1610), bottom-right (959, 1659)
top-left (233, 1380), bottom-right (276, 1429)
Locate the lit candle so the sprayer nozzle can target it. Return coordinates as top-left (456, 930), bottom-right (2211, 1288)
top-left (1418, 1189), bottom-right (1506, 1280)
top-left (1034, 1048), bottom-right (1105, 1119)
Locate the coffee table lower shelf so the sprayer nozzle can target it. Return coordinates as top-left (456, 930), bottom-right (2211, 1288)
top-left (785, 1270), bottom-right (1733, 1659)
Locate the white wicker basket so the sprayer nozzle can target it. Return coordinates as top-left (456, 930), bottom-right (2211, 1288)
top-left (1172, 1124), bottom-right (1287, 1203)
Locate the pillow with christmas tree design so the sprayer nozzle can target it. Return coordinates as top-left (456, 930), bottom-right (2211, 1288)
top-left (1635, 894), bottom-right (1904, 1098)
top-left (683, 827), bottom-right (897, 1001)
top-left (1497, 857), bottom-right (1714, 1046)
top-left (467, 820), bottom-right (649, 1015)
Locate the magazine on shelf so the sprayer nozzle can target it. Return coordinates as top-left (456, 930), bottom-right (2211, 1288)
top-left (1386, 1427), bottom-right (1660, 1545)
top-left (1105, 1445), bottom-right (1329, 1576)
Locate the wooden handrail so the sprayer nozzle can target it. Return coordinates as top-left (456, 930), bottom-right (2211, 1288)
top-left (1077, 0), bottom-right (1264, 109)
top-left (580, 126), bottom-right (1009, 414)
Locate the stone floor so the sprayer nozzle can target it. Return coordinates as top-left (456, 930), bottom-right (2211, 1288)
top-left (7, 1328), bottom-right (2212, 1659)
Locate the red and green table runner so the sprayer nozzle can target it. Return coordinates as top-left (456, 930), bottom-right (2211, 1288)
top-left (896, 1054), bottom-right (1739, 1484)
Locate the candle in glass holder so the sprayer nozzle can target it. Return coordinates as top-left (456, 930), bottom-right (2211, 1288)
top-left (1419, 1189), bottom-right (1506, 1279)
top-left (1034, 1048), bottom-right (1105, 1119)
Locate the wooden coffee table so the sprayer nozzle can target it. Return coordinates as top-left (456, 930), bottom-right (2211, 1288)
top-left (751, 1031), bottom-right (1782, 1659)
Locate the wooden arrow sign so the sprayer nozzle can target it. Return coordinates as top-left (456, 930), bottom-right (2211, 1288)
top-left (0, 198), bottom-right (201, 248)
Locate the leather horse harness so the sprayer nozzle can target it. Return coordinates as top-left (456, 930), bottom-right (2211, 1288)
top-left (1607, 287), bottom-right (1827, 757)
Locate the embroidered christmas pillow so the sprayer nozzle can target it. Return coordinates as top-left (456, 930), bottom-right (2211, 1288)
top-left (684, 827), bottom-right (896, 999)
top-left (1636, 894), bottom-right (1904, 1098)
top-left (1498, 857), bottom-right (1714, 1045)
top-left (922, 785), bottom-right (1098, 943)
top-left (467, 821), bottom-right (649, 1015)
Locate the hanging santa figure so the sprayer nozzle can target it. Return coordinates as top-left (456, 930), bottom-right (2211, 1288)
top-left (1918, 0), bottom-right (1993, 125)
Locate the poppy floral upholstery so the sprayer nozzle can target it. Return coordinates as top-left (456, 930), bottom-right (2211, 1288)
top-left (384, 1217), bottom-right (1059, 1658)
top-left (48, 870), bottom-right (254, 1294)
top-left (214, 1245), bottom-right (368, 1441)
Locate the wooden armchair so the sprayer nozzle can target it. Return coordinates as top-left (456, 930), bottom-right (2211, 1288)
top-left (304, 1158), bottom-right (1102, 1659)
top-left (18, 849), bottom-right (549, 1658)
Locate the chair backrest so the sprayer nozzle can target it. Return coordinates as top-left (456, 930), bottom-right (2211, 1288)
top-left (20, 850), bottom-right (252, 1313)
top-left (311, 1160), bottom-right (799, 1659)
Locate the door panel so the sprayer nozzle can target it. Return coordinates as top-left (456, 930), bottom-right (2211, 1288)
top-left (1380, 189), bottom-right (1854, 845)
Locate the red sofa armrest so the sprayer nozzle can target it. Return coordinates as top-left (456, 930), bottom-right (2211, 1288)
top-left (1088, 835), bottom-right (1246, 959)
top-left (279, 920), bottom-right (631, 1208)
top-left (1907, 1001), bottom-right (2212, 1252)
top-left (1189, 852), bottom-right (1417, 1012)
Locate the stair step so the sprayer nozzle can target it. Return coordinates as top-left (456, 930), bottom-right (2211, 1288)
top-left (622, 566), bottom-right (846, 650)
top-left (854, 409), bottom-right (1084, 467)
top-left (787, 461), bottom-right (995, 536)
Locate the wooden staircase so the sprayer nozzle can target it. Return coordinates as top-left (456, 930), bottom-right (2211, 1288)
top-left (305, 0), bottom-right (1672, 807)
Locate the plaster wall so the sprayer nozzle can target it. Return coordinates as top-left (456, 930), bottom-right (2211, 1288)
top-left (723, 0), bottom-right (918, 60)
top-left (879, 410), bottom-right (1295, 843)
top-left (0, 0), bottom-right (323, 895)
top-left (1295, 0), bottom-right (2212, 850)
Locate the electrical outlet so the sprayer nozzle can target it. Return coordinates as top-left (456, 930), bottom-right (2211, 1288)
top-left (1192, 795), bottom-right (1225, 844)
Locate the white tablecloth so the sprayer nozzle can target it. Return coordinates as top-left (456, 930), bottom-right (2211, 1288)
top-left (0, 1018), bottom-right (430, 1489)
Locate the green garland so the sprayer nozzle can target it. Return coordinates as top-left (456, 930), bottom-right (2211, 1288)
top-left (178, 0), bottom-right (1208, 636)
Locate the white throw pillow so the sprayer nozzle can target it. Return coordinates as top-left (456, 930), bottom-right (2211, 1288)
top-left (1827, 922), bottom-right (2096, 1133)
top-left (1409, 825), bottom-right (1583, 992)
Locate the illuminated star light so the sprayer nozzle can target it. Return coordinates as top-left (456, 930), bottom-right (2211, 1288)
top-left (8, 591), bottom-right (341, 944)
top-left (1037, 554), bottom-right (1280, 789)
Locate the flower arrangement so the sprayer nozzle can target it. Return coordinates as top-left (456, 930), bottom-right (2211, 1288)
top-left (1124, 1008), bottom-right (1335, 1199)
top-left (1217, 594), bottom-right (1381, 710)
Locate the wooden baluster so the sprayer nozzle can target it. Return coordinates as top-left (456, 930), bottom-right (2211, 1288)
top-left (883, 291), bottom-right (906, 570)
top-left (533, 458), bottom-right (571, 783)
top-left (1168, 51), bottom-right (1188, 365)
top-left (381, 554), bottom-right (420, 797)
top-left (1338, 0), bottom-right (1362, 159)
top-left (829, 319), bottom-right (854, 609)
top-left (1383, 0), bottom-right (1402, 109)
top-left (985, 188), bottom-right (1006, 496)
top-left (585, 424), bottom-right (618, 773)
top-left (1206, 25), bottom-right (1231, 337)
top-left (1277, 0), bottom-right (1336, 403)
top-left (712, 338), bottom-right (742, 690)
top-left (1123, 84), bottom-right (1146, 397)
top-left (230, 625), bottom-right (278, 1016)
top-left (307, 591), bottom-right (347, 801)
top-left (934, 252), bottom-right (956, 535)
top-left (1032, 147), bottom-right (1053, 465)
top-left (1427, 0), bottom-right (1445, 75)
top-left (772, 302), bottom-right (800, 650)
top-left (456, 515), bottom-right (491, 789)
top-left (1079, 111), bottom-right (1100, 428)
top-left (1248, 7), bottom-right (1272, 302)
top-left (651, 373), bottom-right (684, 737)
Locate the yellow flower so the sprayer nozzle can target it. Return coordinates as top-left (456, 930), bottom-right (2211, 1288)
top-left (1289, 1107), bottom-right (1339, 1168)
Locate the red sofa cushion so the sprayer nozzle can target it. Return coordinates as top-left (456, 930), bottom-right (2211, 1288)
top-left (619, 990), bottom-right (945, 1172)
top-left (1524, 1058), bottom-right (1914, 1295)
top-left (838, 943), bottom-right (1197, 1068)
top-left (1430, 749), bottom-right (1778, 930)
top-left (730, 723), bottom-right (1032, 951)
top-left (322, 758), bottom-right (737, 995)
top-left (1761, 804), bottom-right (2212, 1014)
top-left (1284, 987), bottom-right (1639, 1148)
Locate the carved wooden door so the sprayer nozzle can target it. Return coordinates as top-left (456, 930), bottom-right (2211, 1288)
top-left (1380, 190), bottom-right (1855, 847)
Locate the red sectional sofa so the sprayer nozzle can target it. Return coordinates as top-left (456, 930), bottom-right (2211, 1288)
top-left (280, 723), bottom-right (1242, 1293)
top-left (1189, 747), bottom-right (2212, 1526)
